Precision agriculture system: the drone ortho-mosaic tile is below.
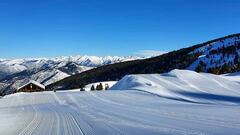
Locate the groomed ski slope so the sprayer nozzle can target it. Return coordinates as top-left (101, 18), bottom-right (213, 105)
top-left (0, 70), bottom-right (239, 135)
top-left (1, 91), bottom-right (240, 135)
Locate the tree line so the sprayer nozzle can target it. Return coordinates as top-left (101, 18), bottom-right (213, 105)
top-left (90, 83), bottom-right (109, 91)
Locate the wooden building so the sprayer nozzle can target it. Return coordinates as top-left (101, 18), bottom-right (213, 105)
top-left (17, 80), bottom-right (45, 92)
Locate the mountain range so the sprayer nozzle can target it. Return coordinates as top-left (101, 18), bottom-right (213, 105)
top-left (0, 56), bottom-right (142, 94)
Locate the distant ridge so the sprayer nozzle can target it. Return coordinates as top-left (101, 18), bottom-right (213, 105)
top-left (0, 55), bottom-right (142, 94)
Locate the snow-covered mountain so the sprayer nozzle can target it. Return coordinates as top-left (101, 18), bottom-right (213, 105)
top-left (188, 34), bottom-right (240, 73)
top-left (0, 55), bottom-right (141, 94)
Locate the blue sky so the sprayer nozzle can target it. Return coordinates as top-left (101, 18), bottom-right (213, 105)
top-left (0, 0), bottom-right (240, 58)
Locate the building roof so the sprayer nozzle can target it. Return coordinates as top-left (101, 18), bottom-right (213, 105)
top-left (17, 80), bottom-right (45, 90)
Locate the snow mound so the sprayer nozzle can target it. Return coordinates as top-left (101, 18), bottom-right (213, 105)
top-left (222, 71), bottom-right (240, 83)
top-left (111, 69), bottom-right (240, 104)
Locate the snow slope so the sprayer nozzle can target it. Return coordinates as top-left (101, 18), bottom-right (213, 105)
top-left (0, 90), bottom-right (239, 135)
top-left (222, 71), bottom-right (240, 83)
top-left (111, 69), bottom-right (240, 105)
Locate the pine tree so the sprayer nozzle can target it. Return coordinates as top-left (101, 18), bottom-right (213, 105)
top-left (195, 61), bottom-right (206, 72)
top-left (207, 68), bottom-right (218, 74)
top-left (96, 83), bottom-right (103, 90)
top-left (96, 84), bottom-right (99, 90)
top-left (90, 85), bottom-right (95, 91)
top-left (234, 53), bottom-right (239, 64)
top-left (99, 83), bottom-right (103, 90)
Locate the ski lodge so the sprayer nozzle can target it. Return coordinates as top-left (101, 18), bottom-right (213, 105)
top-left (17, 80), bottom-right (45, 92)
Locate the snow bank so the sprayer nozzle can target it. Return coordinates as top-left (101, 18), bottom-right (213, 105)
top-left (222, 71), bottom-right (240, 83)
top-left (111, 69), bottom-right (240, 104)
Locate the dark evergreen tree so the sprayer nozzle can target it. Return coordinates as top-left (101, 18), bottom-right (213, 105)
top-left (195, 61), bottom-right (206, 72)
top-left (96, 83), bottom-right (103, 90)
top-left (90, 85), bottom-right (95, 91)
top-left (234, 53), bottom-right (239, 64)
top-left (207, 68), bottom-right (218, 74)
top-left (96, 84), bottom-right (99, 90)
top-left (99, 83), bottom-right (103, 90)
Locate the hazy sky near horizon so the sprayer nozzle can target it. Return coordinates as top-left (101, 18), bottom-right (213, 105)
top-left (0, 0), bottom-right (240, 58)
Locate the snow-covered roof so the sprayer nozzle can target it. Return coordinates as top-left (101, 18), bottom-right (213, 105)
top-left (17, 80), bottom-right (45, 90)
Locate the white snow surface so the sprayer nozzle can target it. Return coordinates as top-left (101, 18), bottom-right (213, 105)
top-left (0, 90), bottom-right (240, 135)
top-left (222, 71), bottom-right (240, 83)
top-left (111, 69), bottom-right (240, 105)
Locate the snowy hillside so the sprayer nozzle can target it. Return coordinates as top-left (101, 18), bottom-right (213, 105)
top-left (222, 71), bottom-right (240, 83)
top-left (0, 55), bottom-right (141, 94)
top-left (111, 69), bottom-right (240, 105)
top-left (188, 34), bottom-right (240, 73)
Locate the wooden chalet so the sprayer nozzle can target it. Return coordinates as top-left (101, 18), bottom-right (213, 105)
top-left (17, 80), bottom-right (45, 92)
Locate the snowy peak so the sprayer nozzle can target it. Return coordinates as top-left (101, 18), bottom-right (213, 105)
top-left (0, 55), bottom-right (142, 94)
top-left (0, 55), bottom-right (141, 74)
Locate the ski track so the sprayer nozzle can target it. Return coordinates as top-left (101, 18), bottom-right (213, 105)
top-left (0, 91), bottom-right (240, 135)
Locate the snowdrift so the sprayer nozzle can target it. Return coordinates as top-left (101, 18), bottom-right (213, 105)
top-left (222, 71), bottom-right (240, 83)
top-left (110, 69), bottom-right (240, 104)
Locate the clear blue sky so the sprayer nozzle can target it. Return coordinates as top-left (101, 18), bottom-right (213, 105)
top-left (0, 0), bottom-right (240, 59)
